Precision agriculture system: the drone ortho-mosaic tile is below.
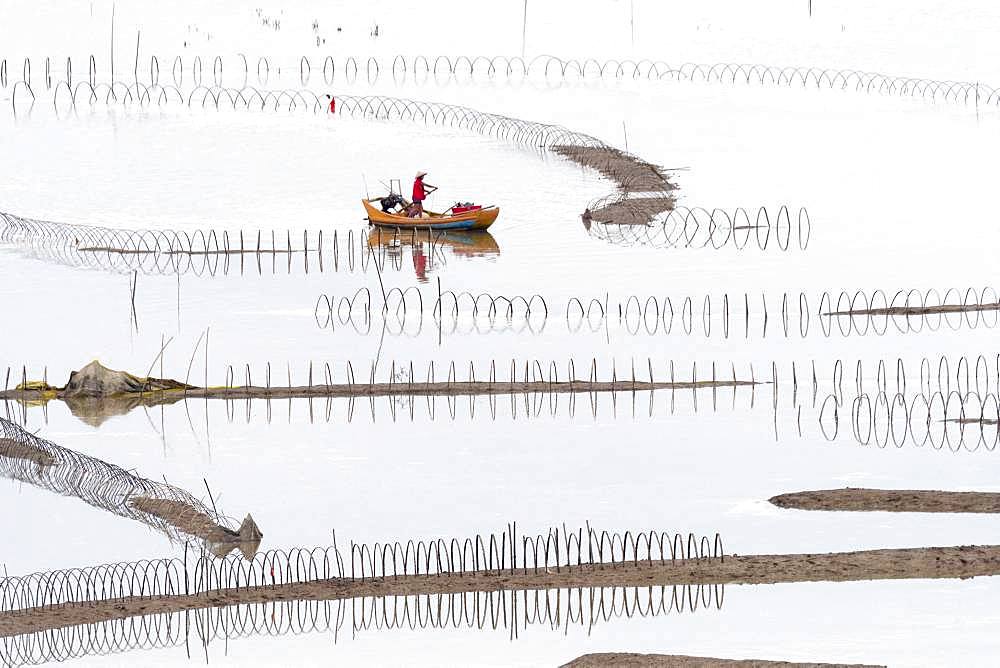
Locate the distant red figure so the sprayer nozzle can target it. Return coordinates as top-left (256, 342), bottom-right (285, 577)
top-left (326, 94), bottom-right (336, 114)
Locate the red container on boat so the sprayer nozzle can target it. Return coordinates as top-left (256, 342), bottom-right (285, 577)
top-left (452, 205), bottom-right (482, 215)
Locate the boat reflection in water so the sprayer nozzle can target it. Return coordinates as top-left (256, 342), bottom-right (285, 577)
top-left (367, 227), bottom-right (500, 282)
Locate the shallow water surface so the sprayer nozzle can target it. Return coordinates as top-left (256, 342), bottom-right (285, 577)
top-left (3, 4), bottom-right (1000, 666)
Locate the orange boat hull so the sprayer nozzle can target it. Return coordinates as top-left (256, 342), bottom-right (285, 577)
top-left (363, 200), bottom-right (499, 231)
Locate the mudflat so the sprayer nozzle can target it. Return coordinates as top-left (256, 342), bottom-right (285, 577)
top-left (770, 488), bottom-right (1000, 514)
top-left (561, 653), bottom-right (882, 668)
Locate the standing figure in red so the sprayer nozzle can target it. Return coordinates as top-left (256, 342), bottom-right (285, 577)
top-left (408, 170), bottom-right (436, 217)
top-left (325, 94), bottom-right (336, 114)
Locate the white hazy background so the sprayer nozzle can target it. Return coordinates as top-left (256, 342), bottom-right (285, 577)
top-left (3, 0), bottom-right (1000, 82)
top-left (3, 2), bottom-right (1000, 667)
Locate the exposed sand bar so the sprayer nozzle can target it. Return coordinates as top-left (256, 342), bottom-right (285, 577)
top-left (562, 653), bottom-right (881, 668)
top-left (770, 489), bottom-right (1000, 513)
top-left (824, 303), bottom-right (1000, 317)
top-left (0, 437), bottom-right (55, 467)
top-left (0, 379), bottom-right (759, 402)
top-left (551, 145), bottom-right (675, 193)
top-left (4, 545), bottom-right (1000, 638)
top-left (586, 197), bottom-right (676, 226)
top-left (0, 417), bottom-right (261, 558)
top-left (77, 246), bottom-right (305, 256)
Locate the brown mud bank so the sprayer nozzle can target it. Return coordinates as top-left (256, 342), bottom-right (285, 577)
top-left (552, 145), bottom-right (676, 193)
top-left (584, 197), bottom-right (676, 227)
top-left (770, 488), bottom-right (1000, 514)
top-left (0, 416), bottom-right (261, 557)
top-left (130, 498), bottom-right (263, 559)
top-left (4, 544), bottom-right (1000, 639)
top-left (0, 360), bottom-right (760, 407)
top-left (551, 144), bottom-right (678, 227)
top-left (562, 654), bottom-right (881, 668)
top-left (824, 303), bottom-right (1000, 317)
top-left (179, 378), bottom-right (756, 399)
top-left (952, 417), bottom-right (1000, 425)
top-left (0, 437), bottom-right (55, 468)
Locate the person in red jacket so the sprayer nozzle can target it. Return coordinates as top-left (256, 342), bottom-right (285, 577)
top-left (408, 171), bottom-right (436, 217)
top-left (325, 94), bottom-right (336, 114)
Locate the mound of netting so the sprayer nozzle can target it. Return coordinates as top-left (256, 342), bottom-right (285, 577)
top-left (60, 360), bottom-right (191, 397)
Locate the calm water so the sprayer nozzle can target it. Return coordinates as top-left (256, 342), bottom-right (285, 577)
top-left (3, 2), bottom-right (1000, 666)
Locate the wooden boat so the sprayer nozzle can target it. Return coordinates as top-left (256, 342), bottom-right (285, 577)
top-left (363, 199), bottom-right (499, 231)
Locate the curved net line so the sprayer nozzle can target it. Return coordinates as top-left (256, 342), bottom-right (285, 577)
top-left (0, 418), bottom-right (241, 556)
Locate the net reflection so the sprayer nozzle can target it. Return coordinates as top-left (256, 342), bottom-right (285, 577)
top-left (818, 390), bottom-right (1000, 452)
top-left (0, 584), bottom-right (723, 667)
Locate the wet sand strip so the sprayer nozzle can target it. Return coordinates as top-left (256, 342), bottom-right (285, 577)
top-left (0, 437), bottom-right (56, 468)
top-left (586, 197), bottom-right (676, 226)
top-left (824, 303), bottom-right (1000, 317)
top-left (77, 246), bottom-right (307, 256)
top-left (551, 145), bottom-right (676, 193)
top-left (0, 378), bottom-right (760, 402)
top-left (130, 498), bottom-right (262, 558)
top-left (770, 489), bottom-right (1000, 513)
top-left (562, 653), bottom-right (881, 668)
top-left (950, 418), bottom-right (1000, 425)
top-left (4, 544), bottom-right (1000, 639)
top-left (0, 417), bottom-right (258, 557)
top-left (551, 144), bottom-right (676, 226)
